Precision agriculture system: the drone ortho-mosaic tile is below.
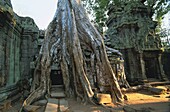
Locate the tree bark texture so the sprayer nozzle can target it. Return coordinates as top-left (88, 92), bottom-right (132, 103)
top-left (21, 0), bottom-right (124, 108)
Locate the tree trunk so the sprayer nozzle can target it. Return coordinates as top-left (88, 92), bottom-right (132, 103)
top-left (21, 0), bottom-right (124, 109)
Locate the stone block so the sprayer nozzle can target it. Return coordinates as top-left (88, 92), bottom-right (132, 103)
top-left (96, 93), bottom-right (112, 104)
top-left (0, 100), bottom-right (11, 111)
top-left (123, 106), bottom-right (136, 112)
top-left (33, 100), bottom-right (47, 106)
top-left (0, 39), bottom-right (6, 45)
top-left (45, 103), bottom-right (58, 112)
top-left (156, 86), bottom-right (168, 91)
top-left (0, 76), bottom-right (5, 86)
top-left (50, 92), bottom-right (66, 98)
top-left (24, 105), bottom-right (41, 112)
top-left (0, 45), bottom-right (4, 51)
top-left (148, 86), bottom-right (167, 95)
top-left (46, 98), bottom-right (68, 112)
top-left (0, 105), bottom-right (3, 111)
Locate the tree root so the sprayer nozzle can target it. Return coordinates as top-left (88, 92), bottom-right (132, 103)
top-left (19, 85), bottom-right (46, 112)
top-left (21, 0), bottom-right (125, 109)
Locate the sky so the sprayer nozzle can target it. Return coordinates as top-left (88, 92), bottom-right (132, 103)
top-left (11, 0), bottom-right (58, 29)
top-left (162, 12), bottom-right (170, 29)
top-left (11, 0), bottom-right (169, 30)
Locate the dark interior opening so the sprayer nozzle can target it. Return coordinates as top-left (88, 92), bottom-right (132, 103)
top-left (144, 58), bottom-right (158, 79)
top-left (50, 70), bottom-right (63, 85)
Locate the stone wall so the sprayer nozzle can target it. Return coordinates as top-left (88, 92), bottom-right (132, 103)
top-left (20, 17), bottom-right (39, 79)
top-left (0, 0), bottom-right (20, 100)
top-left (0, 0), bottom-right (39, 102)
top-left (162, 51), bottom-right (170, 79)
top-left (106, 0), bottom-right (168, 83)
top-left (0, 15), bottom-right (21, 102)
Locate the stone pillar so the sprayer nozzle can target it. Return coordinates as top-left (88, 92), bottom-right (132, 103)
top-left (139, 52), bottom-right (147, 81)
top-left (8, 36), bottom-right (15, 85)
top-left (14, 36), bottom-right (20, 82)
top-left (158, 54), bottom-right (168, 81)
top-left (0, 33), bottom-right (5, 87)
top-left (127, 49), bottom-right (134, 81)
top-left (5, 35), bottom-right (10, 86)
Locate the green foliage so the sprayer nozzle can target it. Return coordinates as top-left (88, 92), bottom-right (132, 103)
top-left (0, 2), bottom-right (16, 25)
top-left (154, 0), bottom-right (170, 20)
top-left (151, 0), bottom-right (170, 35)
top-left (82, 0), bottom-right (170, 28)
top-left (160, 28), bottom-right (170, 49)
top-left (82, 0), bottom-right (110, 27)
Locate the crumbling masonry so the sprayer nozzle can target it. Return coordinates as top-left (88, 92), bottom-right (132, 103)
top-left (0, 0), bottom-right (39, 102)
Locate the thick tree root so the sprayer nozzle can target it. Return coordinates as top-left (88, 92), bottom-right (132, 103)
top-left (19, 86), bottom-right (46, 112)
top-left (21, 0), bottom-right (125, 109)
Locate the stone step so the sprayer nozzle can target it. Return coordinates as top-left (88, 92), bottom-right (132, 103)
top-left (45, 102), bottom-right (58, 112)
top-left (96, 93), bottom-right (112, 104)
top-left (45, 98), bottom-right (68, 112)
top-left (50, 91), bottom-right (66, 98)
top-left (51, 87), bottom-right (64, 92)
top-left (51, 85), bottom-right (64, 88)
top-left (50, 85), bottom-right (65, 98)
top-left (24, 105), bottom-right (41, 112)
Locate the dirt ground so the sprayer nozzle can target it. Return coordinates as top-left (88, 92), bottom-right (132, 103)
top-left (4, 86), bottom-right (170, 112)
top-left (67, 89), bottom-right (170, 112)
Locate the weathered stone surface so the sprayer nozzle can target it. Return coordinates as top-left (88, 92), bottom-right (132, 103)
top-left (156, 86), bottom-right (168, 91)
top-left (96, 93), bottom-right (112, 104)
top-left (106, 0), bottom-right (168, 82)
top-left (162, 52), bottom-right (170, 80)
top-left (50, 86), bottom-right (66, 98)
top-left (0, 0), bottom-right (39, 103)
top-left (51, 92), bottom-right (66, 98)
top-left (123, 106), bottom-right (152, 112)
top-left (0, 100), bottom-right (11, 111)
top-left (20, 17), bottom-right (39, 79)
top-left (45, 98), bottom-right (68, 112)
top-left (123, 106), bottom-right (136, 112)
top-left (45, 103), bottom-right (59, 112)
top-left (24, 105), bottom-right (41, 112)
top-left (33, 100), bottom-right (48, 106)
top-left (148, 86), bottom-right (167, 95)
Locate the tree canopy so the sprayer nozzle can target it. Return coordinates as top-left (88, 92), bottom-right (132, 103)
top-left (82, 0), bottom-right (170, 28)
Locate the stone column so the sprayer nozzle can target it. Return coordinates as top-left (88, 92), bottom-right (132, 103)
top-left (0, 32), bottom-right (5, 87)
top-left (158, 54), bottom-right (168, 81)
top-left (14, 36), bottom-right (20, 83)
top-left (8, 36), bottom-right (15, 85)
top-left (139, 52), bottom-right (147, 82)
top-left (127, 49), bottom-right (134, 81)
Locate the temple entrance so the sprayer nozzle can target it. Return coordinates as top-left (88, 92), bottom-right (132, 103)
top-left (50, 70), bottom-right (65, 99)
top-left (144, 58), bottom-right (158, 79)
top-left (50, 70), bottom-right (63, 85)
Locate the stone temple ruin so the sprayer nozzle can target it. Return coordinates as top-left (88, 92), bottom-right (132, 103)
top-left (0, 0), bottom-right (127, 106)
top-left (37, 30), bottom-right (64, 86)
top-left (106, 0), bottom-right (169, 83)
top-left (0, 0), bottom-right (39, 102)
top-left (0, 0), bottom-right (170, 111)
top-left (37, 30), bottom-right (129, 89)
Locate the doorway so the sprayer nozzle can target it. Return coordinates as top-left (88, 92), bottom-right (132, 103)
top-left (144, 58), bottom-right (158, 79)
top-left (50, 70), bottom-right (63, 85)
